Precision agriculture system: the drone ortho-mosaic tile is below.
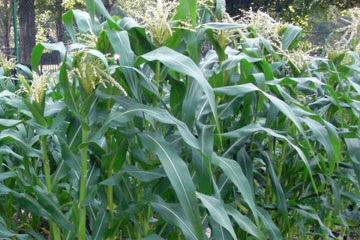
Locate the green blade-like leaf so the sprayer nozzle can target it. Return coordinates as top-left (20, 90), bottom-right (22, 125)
top-left (196, 192), bottom-right (237, 240)
top-left (295, 208), bottom-right (335, 238)
top-left (222, 123), bottom-right (317, 193)
top-left (31, 42), bottom-right (66, 73)
top-left (262, 92), bottom-right (306, 139)
top-left (182, 81), bottom-right (203, 127)
top-left (221, 52), bottom-right (262, 70)
top-left (215, 83), bottom-right (310, 151)
top-left (174, 0), bottom-right (197, 27)
top-left (85, 0), bottom-right (95, 21)
top-left (193, 122), bottom-right (213, 194)
top-left (0, 119), bottom-right (22, 127)
top-left (348, 77), bottom-right (360, 95)
top-left (0, 223), bottom-right (27, 238)
top-left (63, 10), bottom-right (76, 42)
top-left (0, 146), bottom-right (23, 160)
top-left (105, 30), bottom-right (139, 99)
top-left (99, 173), bottom-right (122, 186)
top-left (118, 17), bottom-right (154, 55)
top-left (257, 207), bottom-right (283, 240)
top-left (236, 148), bottom-right (254, 195)
top-left (203, 22), bottom-right (247, 30)
top-left (281, 25), bottom-right (303, 50)
top-left (225, 205), bottom-right (265, 239)
top-left (94, 0), bottom-right (113, 20)
top-left (22, 98), bottom-right (47, 127)
top-left (0, 129), bottom-right (41, 157)
top-left (0, 172), bottom-right (16, 181)
top-left (92, 208), bottom-right (109, 240)
top-left (73, 9), bottom-right (100, 34)
top-left (0, 186), bottom-right (48, 217)
top-left (140, 47), bottom-right (219, 131)
top-left (33, 186), bottom-right (73, 232)
top-left (302, 118), bottom-right (339, 174)
top-left (141, 234), bottom-right (164, 240)
top-left (59, 63), bottom-right (78, 115)
top-left (151, 195), bottom-right (198, 240)
top-left (139, 133), bottom-right (204, 240)
top-left (215, 0), bottom-right (226, 19)
top-left (262, 152), bottom-right (288, 219)
top-left (210, 219), bottom-right (231, 240)
top-left (212, 154), bottom-right (258, 223)
top-left (58, 136), bottom-right (82, 177)
top-left (123, 165), bottom-right (166, 182)
top-left (89, 104), bottom-right (200, 150)
top-left (345, 138), bottom-right (360, 186)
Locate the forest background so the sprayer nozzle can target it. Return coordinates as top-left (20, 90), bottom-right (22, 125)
top-left (1, 0), bottom-right (360, 65)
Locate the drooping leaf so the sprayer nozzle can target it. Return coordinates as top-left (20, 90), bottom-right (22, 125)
top-left (295, 207), bottom-right (335, 238)
top-left (123, 165), bottom-right (166, 182)
top-left (302, 118), bottom-right (340, 174)
top-left (139, 133), bottom-right (204, 240)
top-left (140, 47), bottom-right (219, 130)
top-left (0, 223), bottom-right (28, 238)
top-left (33, 186), bottom-right (73, 232)
top-left (212, 154), bottom-right (258, 223)
top-left (214, 83), bottom-right (310, 149)
top-left (89, 104), bottom-right (200, 150)
top-left (105, 30), bottom-right (139, 100)
top-left (222, 123), bottom-right (317, 193)
top-left (0, 172), bottom-right (16, 181)
top-left (0, 119), bottom-right (22, 127)
top-left (281, 25), bottom-right (303, 51)
top-left (225, 205), bottom-right (265, 239)
top-left (151, 195), bottom-right (198, 240)
top-left (73, 9), bottom-right (100, 35)
top-left (196, 192), bottom-right (237, 240)
top-left (63, 10), bottom-right (76, 41)
top-left (257, 207), bottom-right (283, 240)
top-left (31, 42), bottom-right (66, 73)
top-left (94, 0), bottom-right (113, 20)
top-left (345, 138), bottom-right (360, 186)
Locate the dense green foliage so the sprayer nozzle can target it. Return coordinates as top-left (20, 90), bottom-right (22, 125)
top-left (0, 0), bottom-right (360, 239)
top-left (226, 0), bottom-right (360, 20)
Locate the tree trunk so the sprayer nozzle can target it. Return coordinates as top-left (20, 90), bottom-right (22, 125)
top-left (0, 0), bottom-right (11, 50)
top-left (55, 0), bottom-right (64, 42)
top-left (18, 0), bottom-right (36, 65)
top-left (104, 0), bottom-right (114, 13)
top-left (4, 16), bottom-right (10, 49)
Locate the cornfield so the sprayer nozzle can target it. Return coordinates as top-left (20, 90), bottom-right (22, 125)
top-left (0, 0), bottom-right (359, 239)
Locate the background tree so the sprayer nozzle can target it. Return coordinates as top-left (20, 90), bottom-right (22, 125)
top-left (5, 0), bottom-right (360, 66)
top-left (38, 0), bottom-right (65, 42)
top-left (18, 0), bottom-right (36, 65)
top-left (104, 0), bottom-right (116, 12)
top-left (0, 0), bottom-right (11, 51)
top-left (226, 0), bottom-right (360, 20)
top-left (55, 0), bottom-right (64, 42)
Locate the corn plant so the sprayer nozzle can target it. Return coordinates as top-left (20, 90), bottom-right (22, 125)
top-left (0, 0), bottom-right (359, 239)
